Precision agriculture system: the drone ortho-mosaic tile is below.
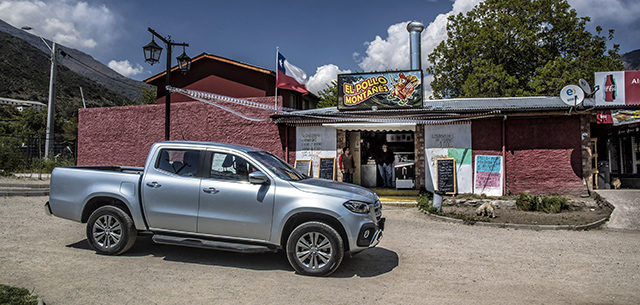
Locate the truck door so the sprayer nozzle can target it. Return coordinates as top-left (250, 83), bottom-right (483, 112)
top-left (197, 151), bottom-right (275, 241)
top-left (142, 148), bottom-right (202, 233)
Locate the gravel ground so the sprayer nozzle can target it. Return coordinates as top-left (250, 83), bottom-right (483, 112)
top-left (1, 195), bottom-right (639, 304)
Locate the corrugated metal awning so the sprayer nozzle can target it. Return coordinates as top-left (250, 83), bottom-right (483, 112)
top-left (322, 123), bottom-right (416, 131)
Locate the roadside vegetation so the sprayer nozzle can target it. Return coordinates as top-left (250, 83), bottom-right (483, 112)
top-left (515, 191), bottom-right (570, 214)
top-left (0, 105), bottom-right (76, 176)
top-left (0, 284), bottom-right (39, 305)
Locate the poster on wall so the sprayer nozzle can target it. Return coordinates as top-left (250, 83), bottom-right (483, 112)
top-left (296, 126), bottom-right (337, 178)
top-left (337, 70), bottom-right (423, 110)
top-left (473, 155), bottom-right (503, 196)
top-left (424, 123), bottom-right (473, 194)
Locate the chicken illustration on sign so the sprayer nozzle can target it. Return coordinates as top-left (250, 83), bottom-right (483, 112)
top-left (338, 70), bottom-right (423, 110)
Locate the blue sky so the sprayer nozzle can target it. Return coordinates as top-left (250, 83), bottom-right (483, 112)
top-left (1, 0), bottom-right (640, 96)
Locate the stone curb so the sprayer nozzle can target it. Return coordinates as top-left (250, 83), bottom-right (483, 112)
top-left (0, 190), bottom-right (50, 197)
top-left (381, 201), bottom-right (417, 207)
top-left (0, 183), bottom-right (49, 188)
top-left (422, 211), bottom-right (610, 231)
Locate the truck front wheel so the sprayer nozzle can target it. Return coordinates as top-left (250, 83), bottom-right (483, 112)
top-left (86, 206), bottom-right (137, 255)
top-left (286, 221), bottom-right (344, 276)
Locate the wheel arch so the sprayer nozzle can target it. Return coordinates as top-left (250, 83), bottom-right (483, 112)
top-left (280, 212), bottom-right (349, 252)
top-left (81, 196), bottom-right (133, 224)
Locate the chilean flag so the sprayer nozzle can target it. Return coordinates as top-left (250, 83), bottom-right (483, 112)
top-left (277, 52), bottom-right (308, 95)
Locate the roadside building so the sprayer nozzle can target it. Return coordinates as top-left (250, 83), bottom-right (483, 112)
top-left (77, 56), bottom-right (640, 195)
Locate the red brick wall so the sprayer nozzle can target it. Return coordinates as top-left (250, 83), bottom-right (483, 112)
top-left (78, 97), bottom-right (293, 167)
top-left (472, 116), bottom-right (584, 195)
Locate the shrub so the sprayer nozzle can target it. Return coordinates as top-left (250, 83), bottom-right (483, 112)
top-left (538, 195), bottom-right (569, 214)
top-left (0, 284), bottom-right (38, 305)
top-left (516, 192), bottom-right (569, 214)
top-left (416, 189), bottom-right (434, 213)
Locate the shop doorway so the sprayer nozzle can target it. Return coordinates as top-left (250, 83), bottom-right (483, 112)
top-left (345, 131), bottom-right (416, 188)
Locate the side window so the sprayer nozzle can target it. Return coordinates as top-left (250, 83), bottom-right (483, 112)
top-left (209, 152), bottom-right (257, 181)
top-left (156, 149), bottom-right (200, 177)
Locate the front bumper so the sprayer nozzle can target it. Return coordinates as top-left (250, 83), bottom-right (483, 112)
top-left (356, 217), bottom-right (385, 247)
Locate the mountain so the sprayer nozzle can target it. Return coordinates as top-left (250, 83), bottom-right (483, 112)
top-left (0, 19), bottom-right (151, 103)
top-left (622, 49), bottom-right (640, 71)
top-left (0, 30), bottom-right (127, 117)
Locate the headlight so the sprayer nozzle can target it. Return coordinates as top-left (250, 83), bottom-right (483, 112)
top-left (343, 200), bottom-right (370, 214)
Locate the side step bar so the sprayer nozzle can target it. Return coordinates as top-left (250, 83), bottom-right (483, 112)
top-left (152, 234), bottom-right (278, 253)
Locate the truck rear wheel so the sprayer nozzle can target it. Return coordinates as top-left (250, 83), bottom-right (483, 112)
top-left (86, 206), bottom-right (137, 255)
top-left (286, 221), bottom-right (344, 276)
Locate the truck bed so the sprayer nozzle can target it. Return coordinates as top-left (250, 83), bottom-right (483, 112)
top-left (48, 166), bottom-right (145, 226)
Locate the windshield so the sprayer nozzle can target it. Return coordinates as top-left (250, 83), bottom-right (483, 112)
top-left (248, 151), bottom-right (306, 181)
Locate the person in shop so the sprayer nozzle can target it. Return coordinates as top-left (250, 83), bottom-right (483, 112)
top-left (376, 143), bottom-right (394, 187)
top-left (339, 147), bottom-right (356, 183)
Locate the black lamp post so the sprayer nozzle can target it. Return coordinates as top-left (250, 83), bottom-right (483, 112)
top-left (142, 28), bottom-right (191, 141)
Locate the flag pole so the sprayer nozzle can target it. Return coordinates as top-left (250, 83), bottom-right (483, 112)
top-left (275, 47), bottom-right (279, 113)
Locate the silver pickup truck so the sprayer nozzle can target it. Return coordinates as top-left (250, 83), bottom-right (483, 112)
top-left (46, 141), bottom-right (384, 276)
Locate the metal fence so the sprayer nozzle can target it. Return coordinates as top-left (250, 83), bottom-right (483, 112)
top-left (0, 134), bottom-right (76, 173)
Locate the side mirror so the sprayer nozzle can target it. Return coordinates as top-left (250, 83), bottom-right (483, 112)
top-left (248, 171), bottom-right (270, 184)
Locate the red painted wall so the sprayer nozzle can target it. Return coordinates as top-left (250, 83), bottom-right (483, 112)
top-left (472, 116), bottom-right (584, 195)
top-left (78, 97), bottom-right (294, 167)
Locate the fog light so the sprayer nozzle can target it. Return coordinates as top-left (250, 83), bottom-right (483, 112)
top-left (363, 230), bottom-right (370, 239)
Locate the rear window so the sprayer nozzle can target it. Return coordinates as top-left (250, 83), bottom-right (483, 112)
top-left (156, 149), bottom-right (200, 177)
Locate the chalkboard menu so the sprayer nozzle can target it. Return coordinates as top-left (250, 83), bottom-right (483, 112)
top-left (319, 157), bottom-right (336, 180)
top-left (294, 159), bottom-right (311, 177)
top-left (436, 158), bottom-right (456, 194)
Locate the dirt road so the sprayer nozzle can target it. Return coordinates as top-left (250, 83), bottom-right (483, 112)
top-left (1, 196), bottom-right (639, 304)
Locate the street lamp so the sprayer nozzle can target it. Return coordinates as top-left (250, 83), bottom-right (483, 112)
top-left (142, 28), bottom-right (191, 141)
top-left (22, 26), bottom-right (57, 159)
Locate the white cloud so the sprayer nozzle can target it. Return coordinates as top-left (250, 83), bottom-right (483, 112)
top-left (569, 0), bottom-right (640, 25)
top-left (357, 0), bottom-right (481, 73)
top-left (108, 60), bottom-right (144, 77)
top-left (347, 0), bottom-right (482, 96)
top-left (307, 64), bottom-right (351, 95)
top-left (0, 0), bottom-right (121, 52)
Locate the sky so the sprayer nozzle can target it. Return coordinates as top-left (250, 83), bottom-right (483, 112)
top-left (1, 0), bottom-right (640, 97)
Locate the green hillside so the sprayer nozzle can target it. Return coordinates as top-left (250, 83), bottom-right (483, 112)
top-left (0, 30), bottom-right (132, 118)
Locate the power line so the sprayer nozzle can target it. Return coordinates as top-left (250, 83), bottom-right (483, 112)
top-left (59, 49), bottom-right (148, 91)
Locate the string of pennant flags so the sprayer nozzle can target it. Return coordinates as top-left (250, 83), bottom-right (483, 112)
top-left (168, 86), bottom-right (501, 125)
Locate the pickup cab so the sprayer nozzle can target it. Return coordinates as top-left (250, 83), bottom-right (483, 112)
top-left (46, 141), bottom-right (384, 276)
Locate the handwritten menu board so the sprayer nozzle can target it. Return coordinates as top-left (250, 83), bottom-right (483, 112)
top-left (294, 159), bottom-right (311, 177)
top-left (319, 157), bottom-right (336, 180)
top-left (437, 158), bottom-right (456, 194)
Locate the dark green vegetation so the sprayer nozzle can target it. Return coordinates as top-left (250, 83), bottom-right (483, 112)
top-left (0, 284), bottom-right (38, 305)
top-left (516, 191), bottom-right (570, 214)
top-left (427, 0), bottom-right (624, 99)
top-left (317, 80), bottom-right (338, 108)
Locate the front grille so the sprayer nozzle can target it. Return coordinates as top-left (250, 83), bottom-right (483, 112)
top-left (370, 200), bottom-right (382, 222)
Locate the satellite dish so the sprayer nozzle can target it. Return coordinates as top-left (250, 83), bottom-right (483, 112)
top-left (560, 85), bottom-right (584, 106)
top-left (579, 79), bottom-right (592, 95)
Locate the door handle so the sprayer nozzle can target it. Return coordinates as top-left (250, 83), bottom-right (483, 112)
top-left (146, 182), bottom-right (162, 188)
top-left (203, 187), bottom-right (220, 194)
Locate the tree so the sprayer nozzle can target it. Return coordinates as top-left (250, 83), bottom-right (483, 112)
top-left (427, 0), bottom-right (623, 99)
top-left (137, 87), bottom-right (158, 105)
top-left (316, 81), bottom-right (338, 108)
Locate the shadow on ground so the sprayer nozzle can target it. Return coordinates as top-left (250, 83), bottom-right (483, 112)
top-left (67, 235), bottom-right (398, 277)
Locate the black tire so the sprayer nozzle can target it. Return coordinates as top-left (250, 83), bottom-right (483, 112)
top-left (286, 221), bottom-right (344, 276)
top-left (86, 206), bottom-right (137, 255)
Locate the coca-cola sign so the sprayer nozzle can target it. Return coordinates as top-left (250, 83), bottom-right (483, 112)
top-left (594, 71), bottom-right (640, 106)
